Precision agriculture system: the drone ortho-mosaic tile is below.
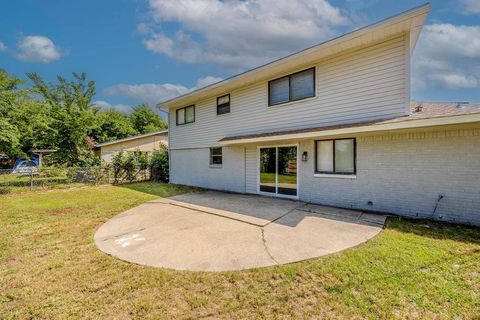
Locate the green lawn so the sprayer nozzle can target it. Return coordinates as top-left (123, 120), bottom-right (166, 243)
top-left (260, 172), bottom-right (297, 184)
top-left (1, 183), bottom-right (479, 319)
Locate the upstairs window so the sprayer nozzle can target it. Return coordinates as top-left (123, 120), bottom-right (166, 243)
top-left (269, 68), bottom-right (315, 106)
top-left (217, 94), bottom-right (230, 115)
top-left (315, 138), bottom-right (355, 174)
top-left (209, 147), bottom-right (223, 166)
top-left (176, 105), bottom-right (195, 125)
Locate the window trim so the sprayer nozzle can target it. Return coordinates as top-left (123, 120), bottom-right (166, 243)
top-left (209, 147), bottom-right (223, 166)
top-left (314, 138), bottom-right (356, 175)
top-left (216, 94), bottom-right (230, 115)
top-left (268, 67), bottom-right (316, 107)
top-left (176, 105), bottom-right (195, 126)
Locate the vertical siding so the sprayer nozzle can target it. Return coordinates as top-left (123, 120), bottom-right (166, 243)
top-left (170, 34), bottom-right (408, 150)
top-left (245, 146), bottom-right (257, 194)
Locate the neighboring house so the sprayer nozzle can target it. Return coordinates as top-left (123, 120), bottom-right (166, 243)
top-left (158, 4), bottom-right (480, 226)
top-left (94, 130), bottom-right (168, 163)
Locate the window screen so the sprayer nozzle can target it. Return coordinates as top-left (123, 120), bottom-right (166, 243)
top-left (269, 68), bottom-right (315, 106)
top-left (315, 138), bottom-right (355, 174)
top-left (269, 76), bottom-right (290, 105)
top-left (290, 68), bottom-right (314, 101)
top-left (217, 94), bottom-right (230, 115)
top-left (209, 147), bottom-right (223, 165)
top-left (176, 105), bottom-right (195, 125)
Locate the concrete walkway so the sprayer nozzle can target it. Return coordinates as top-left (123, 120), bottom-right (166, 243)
top-left (94, 191), bottom-right (386, 272)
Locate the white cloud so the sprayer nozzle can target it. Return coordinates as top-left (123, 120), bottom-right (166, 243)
top-left (141, 0), bottom-right (349, 70)
top-left (104, 76), bottom-right (223, 105)
top-left (429, 73), bottom-right (478, 89)
top-left (16, 35), bottom-right (62, 63)
top-left (92, 100), bottom-right (133, 113)
top-left (459, 0), bottom-right (480, 14)
top-left (0, 41), bottom-right (7, 52)
top-left (413, 24), bottom-right (480, 90)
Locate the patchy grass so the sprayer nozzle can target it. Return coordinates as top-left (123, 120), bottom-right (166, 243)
top-left (0, 183), bottom-right (479, 319)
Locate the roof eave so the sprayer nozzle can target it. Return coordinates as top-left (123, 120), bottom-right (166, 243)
top-left (94, 130), bottom-right (168, 148)
top-left (157, 3), bottom-right (430, 111)
top-left (219, 113), bottom-right (480, 145)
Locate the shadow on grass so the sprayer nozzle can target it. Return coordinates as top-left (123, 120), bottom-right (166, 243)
top-left (386, 217), bottom-right (480, 245)
top-left (115, 182), bottom-right (201, 198)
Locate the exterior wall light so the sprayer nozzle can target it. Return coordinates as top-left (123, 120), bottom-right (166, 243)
top-left (301, 151), bottom-right (308, 162)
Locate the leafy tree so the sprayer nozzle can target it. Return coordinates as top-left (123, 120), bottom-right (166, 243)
top-left (9, 99), bottom-right (55, 154)
top-left (91, 109), bottom-right (136, 143)
top-left (0, 70), bottom-right (33, 158)
top-left (150, 144), bottom-right (169, 182)
top-left (1, 70), bottom-right (169, 168)
top-left (0, 117), bottom-right (21, 158)
top-left (129, 104), bottom-right (167, 134)
top-left (27, 72), bottom-right (98, 166)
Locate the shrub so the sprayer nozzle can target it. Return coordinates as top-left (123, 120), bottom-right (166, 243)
top-left (150, 145), bottom-right (169, 182)
top-left (0, 186), bottom-right (11, 195)
top-left (110, 151), bottom-right (150, 184)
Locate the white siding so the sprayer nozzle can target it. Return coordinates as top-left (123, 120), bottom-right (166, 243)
top-left (170, 146), bottom-right (245, 193)
top-left (170, 34), bottom-right (408, 150)
top-left (245, 146), bottom-right (257, 194)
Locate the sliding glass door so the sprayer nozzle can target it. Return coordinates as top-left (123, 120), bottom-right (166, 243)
top-left (259, 146), bottom-right (297, 197)
top-left (259, 147), bottom-right (276, 193)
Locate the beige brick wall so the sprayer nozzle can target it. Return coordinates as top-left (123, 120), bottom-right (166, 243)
top-left (299, 127), bottom-right (480, 226)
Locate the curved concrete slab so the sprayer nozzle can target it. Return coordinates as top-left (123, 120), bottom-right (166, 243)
top-left (94, 192), bottom-right (385, 271)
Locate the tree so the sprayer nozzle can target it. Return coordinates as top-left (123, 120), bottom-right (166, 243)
top-left (27, 72), bottom-right (98, 166)
top-left (129, 104), bottom-right (167, 134)
top-left (91, 109), bottom-right (136, 144)
top-left (0, 70), bottom-right (37, 159)
top-left (0, 118), bottom-right (21, 158)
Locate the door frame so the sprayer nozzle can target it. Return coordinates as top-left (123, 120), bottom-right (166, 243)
top-left (257, 143), bottom-right (299, 200)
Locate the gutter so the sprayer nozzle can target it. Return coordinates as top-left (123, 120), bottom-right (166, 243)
top-left (156, 2), bottom-right (430, 111)
top-left (219, 114), bottom-right (480, 145)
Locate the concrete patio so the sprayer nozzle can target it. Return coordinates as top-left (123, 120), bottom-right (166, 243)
top-left (94, 191), bottom-right (386, 271)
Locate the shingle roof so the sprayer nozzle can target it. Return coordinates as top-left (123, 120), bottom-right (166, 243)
top-left (219, 101), bottom-right (480, 142)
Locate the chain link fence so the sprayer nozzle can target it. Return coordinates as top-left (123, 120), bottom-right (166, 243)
top-left (0, 167), bottom-right (151, 194)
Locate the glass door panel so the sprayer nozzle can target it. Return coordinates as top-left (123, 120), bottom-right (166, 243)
top-left (259, 147), bottom-right (276, 194)
top-left (277, 146), bottom-right (297, 196)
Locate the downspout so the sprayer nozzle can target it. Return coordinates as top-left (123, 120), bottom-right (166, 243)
top-left (167, 110), bottom-right (172, 184)
top-left (244, 146), bottom-right (247, 193)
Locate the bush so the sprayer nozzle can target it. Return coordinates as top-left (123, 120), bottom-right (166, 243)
top-left (111, 151), bottom-right (150, 184)
top-left (0, 186), bottom-right (11, 195)
top-left (150, 145), bottom-right (169, 182)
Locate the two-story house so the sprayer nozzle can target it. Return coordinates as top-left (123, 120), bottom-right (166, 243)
top-left (158, 4), bottom-right (480, 226)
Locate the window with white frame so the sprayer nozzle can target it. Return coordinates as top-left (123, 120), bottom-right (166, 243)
top-left (315, 138), bottom-right (355, 174)
top-left (209, 147), bottom-right (223, 166)
top-left (269, 68), bottom-right (315, 106)
top-left (176, 105), bottom-right (195, 125)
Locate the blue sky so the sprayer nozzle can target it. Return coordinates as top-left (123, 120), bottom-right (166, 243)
top-left (1, 0), bottom-right (479, 114)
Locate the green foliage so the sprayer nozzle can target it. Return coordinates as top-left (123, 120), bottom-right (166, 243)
top-left (27, 72), bottom-right (98, 166)
top-left (0, 70), bottom-right (168, 168)
top-left (0, 70), bottom-right (28, 158)
top-left (150, 144), bottom-right (169, 182)
top-left (91, 109), bottom-right (136, 144)
top-left (129, 104), bottom-right (167, 134)
top-left (0, 186), bottom-right (11, 194)
top-left (110, 151), bottom-right (151, 184)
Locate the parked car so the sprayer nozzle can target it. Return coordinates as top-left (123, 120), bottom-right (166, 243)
top-left (12, 157), bottom-right (39, 174)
